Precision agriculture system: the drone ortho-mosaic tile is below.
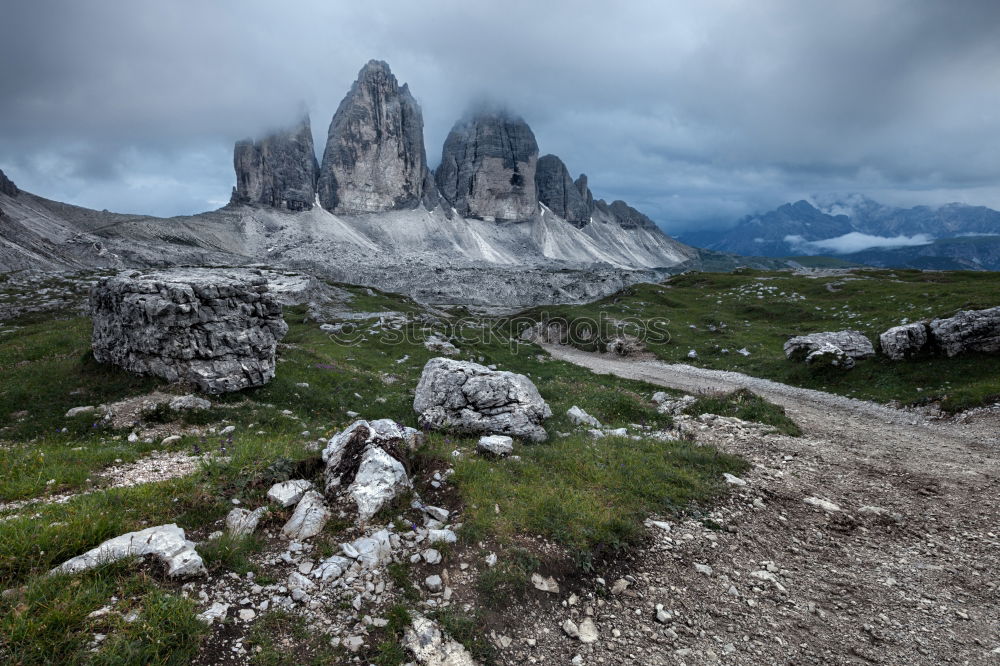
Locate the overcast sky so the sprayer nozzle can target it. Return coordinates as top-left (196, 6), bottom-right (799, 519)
top-left (1, 0), bottom-right (999, 233)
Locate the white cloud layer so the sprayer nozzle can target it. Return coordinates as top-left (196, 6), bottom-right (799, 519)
top-left (785, 232), bottom-right (936, 254)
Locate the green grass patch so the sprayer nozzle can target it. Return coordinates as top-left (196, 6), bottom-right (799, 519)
top-left (511, 269), bottom-right (1000, 411)
top-left (0, 562), bottom-right (206, 665)
top-left (433, 430), bottom-right (747, 569)
top-left (246, 610), bottom-right (343, 665)
top-left (684, 389), bottom-right (802, 436)
top-left (475, 547), bottom-right (539, 606)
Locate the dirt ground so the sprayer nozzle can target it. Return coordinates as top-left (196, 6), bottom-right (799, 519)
top-left (497, 345), bottom-right (1000, 665)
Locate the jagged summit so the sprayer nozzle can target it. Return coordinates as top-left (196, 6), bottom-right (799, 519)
top-left (224, 60), bottom-right (673, 240)
top-left (601, 200), bottom-right (659, 231)
top-left (0, 168), bottom-right (18, 197)
top-left (435, 108), bottom-right (540, 221)
top-left (231, 116), bottom-right (319, 211)
top-left (536, 155), bottom-right (590, 227)
top-left (317, 60), bottom-right (436, 214)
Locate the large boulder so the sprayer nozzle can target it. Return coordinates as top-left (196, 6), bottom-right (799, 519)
top-left (413, 358), bottom-right (551, 442)
top-left (317, 60), bottom-right (436, 213)
top-left (928, 307), bottom-right (1000, 357)
top-left (879, 322), bottom-right (930, 360)
top-left (231, 116), bottom-right (319, 211)
top-left (435, 107), bottom-right (539, 221)
top-left (90, 269), bottom-right (288, 393)
top-left (783, 330), bottom-right (874, 363)
top-left (322, 419), bottom-right (423, 522)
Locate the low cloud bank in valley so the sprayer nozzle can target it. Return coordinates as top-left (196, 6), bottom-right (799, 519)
top-left (785, 232), bottom-right (936, 255)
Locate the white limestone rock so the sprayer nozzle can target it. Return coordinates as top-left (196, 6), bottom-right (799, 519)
top-left (414, 358), bottom-right (551, 442)
top-left (225, 506), bottom-right (268, 538)
top-left (280, 491), bottom-right (330, 540)
top-left (567, 405), bottom-right (601, 428)
top-left (89, 269), bottom-right (288, 394)
top-left (879, 322), bottom-right (930, 360)
top-left (403, 613), bottom-right (477, 665)
top-left (267, 479), bottom-right (314, 508)
top-left (323, 419), bottom-right (420, 523)
top-left (928, 306), bottom-right (1000, 357)
top-left (51, 524), bottom-right (204, 578)
top-left (476, 434), bottom-right (513, 457)
top-left (783, 330), bottom-right (874, 363)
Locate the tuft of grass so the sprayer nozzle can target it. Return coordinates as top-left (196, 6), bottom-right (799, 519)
top-left (246, 610), bottom-right (343, 665)
top-left (197, 533), bottom-right (263, 575)
top-left (475, 547), bottom-right (539, 606)
top-left (431, 609), bottom-right (496, 663)
top-left (386, 562), bottom-right (420, 602)
top-left (367, 603), bottom-right (413, 666)
top-left (684, 389), bottom-right (802, 436)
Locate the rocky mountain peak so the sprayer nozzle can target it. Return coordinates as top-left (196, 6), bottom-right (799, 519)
top-left (435, 108), bottom-right (539, 221)
top-left (231, 116), bottom-right (319, 211)
top-left (536, 155), bottom-right (590, 227)
top-left (0, 168), bottom-right (18, 197)
top-left (317, 60), bottom-right (436, 214)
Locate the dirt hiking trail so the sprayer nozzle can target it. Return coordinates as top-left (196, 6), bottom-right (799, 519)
top-left (502, 344), bottom-right (1000, 665)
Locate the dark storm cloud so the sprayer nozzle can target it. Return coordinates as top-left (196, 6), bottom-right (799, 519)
top-left (1, 0), bottom-right (999, 230)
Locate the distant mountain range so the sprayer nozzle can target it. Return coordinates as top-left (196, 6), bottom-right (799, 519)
top-left (680, 195), bottom-right (1000, 270)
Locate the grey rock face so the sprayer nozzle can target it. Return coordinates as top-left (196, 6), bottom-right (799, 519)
top-left (598, 199), bottom-right (660, 231)
top-left (413, 357), bottom-right (552, 442)
top-left (435, 108), bottom-right (539, 221)
top-left (232, 116), bottom-right (319, 211)
top-left (928, 307), bottom-right (1000, 357)
top-left (90, 269), bottom-right (289, 393)
top-left (574, 174), bottom-right (594, 212)
top-left (0, 168), bottom-right (18, 197)
top-left (318, 60), bottom-right (434, 213)
top-left (536, 154), bottom-right (590, 226)
top-left (783, 330), bottom-right (875, 362)
top-left (805, 343), bottom-right (856, 370)
top-left (879, 322), bottom-right (930, 360)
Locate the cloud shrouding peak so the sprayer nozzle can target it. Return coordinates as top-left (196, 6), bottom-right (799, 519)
top-left (1, 0), bottom-right (999, 230)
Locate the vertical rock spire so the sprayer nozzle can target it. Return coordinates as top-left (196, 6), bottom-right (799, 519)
top-left (231, 116), bottom-right (319, 211)
top-left (317, 60), bottom-right (436, 213)
top-left (536, 154), bottom-right (590, 227)
top-left (435, 107), bottom-right (539, 221)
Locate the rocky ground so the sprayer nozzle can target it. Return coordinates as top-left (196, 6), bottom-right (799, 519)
top-left (508, 345), bottom-right (1000, 665)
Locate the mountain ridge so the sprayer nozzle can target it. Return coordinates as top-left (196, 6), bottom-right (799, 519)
top-left (681, 195), bottom-right (1000, 269)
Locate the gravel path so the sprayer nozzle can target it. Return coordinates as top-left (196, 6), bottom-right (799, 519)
top-left (500, 344), bottom-right (1000, 665)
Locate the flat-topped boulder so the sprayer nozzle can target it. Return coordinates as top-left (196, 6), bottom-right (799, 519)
top-left (90, 269), bottom-right (288, 393)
